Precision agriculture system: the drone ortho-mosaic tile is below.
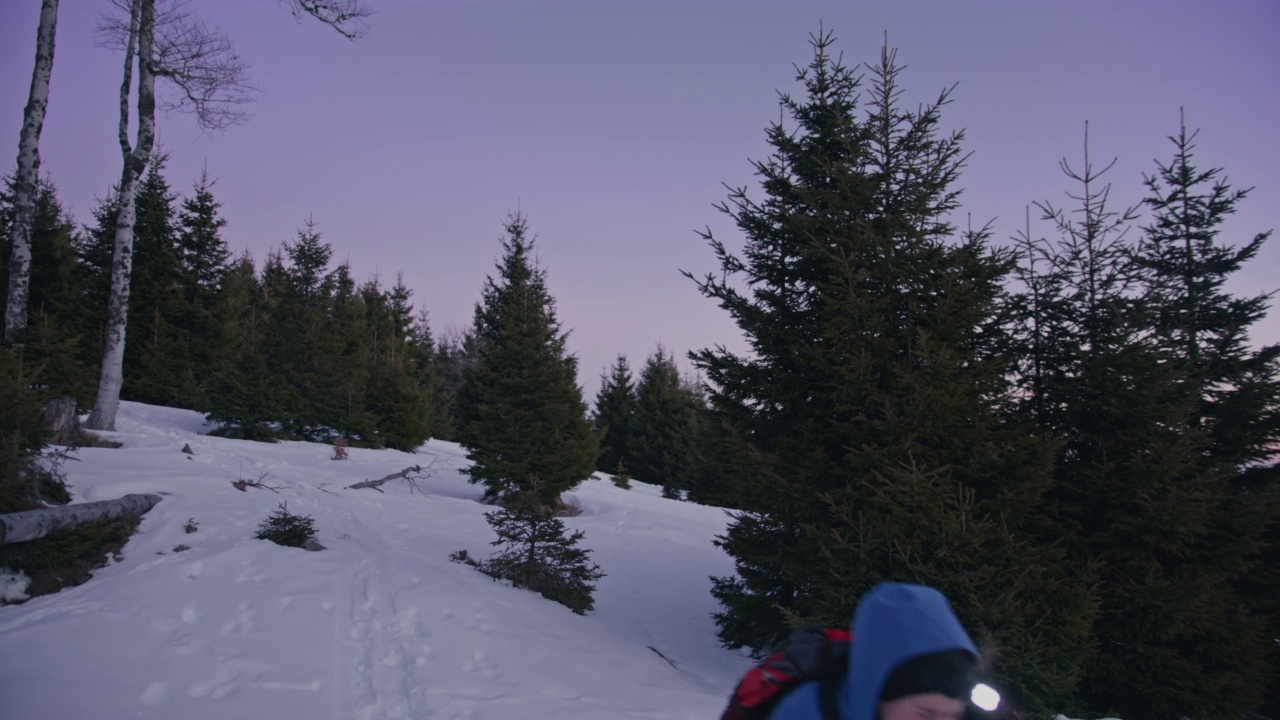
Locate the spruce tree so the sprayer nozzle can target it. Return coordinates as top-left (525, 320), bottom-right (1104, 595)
top-left (1014, 125), bottom-right (1270, 718)
top-left (629, 345), bottom-right (699, 498)
top-left (204, 253), bottom-right (287, 440)
top-left (455, 214), bottom-right (598, 506)
top-left (0, 177), bottom-right (94, 402)
top-left (263, 220), bottom-right (338, 437)
top-left (1132, 116), bottom-right (1277, 716)
top-left (687, 30), bottom-right (1092, 714)
top-left (123, 157), bottom-right (187, 407)
top-left (479, 487), bottom-right (605, 615)
top-left (363, 275), bottom-right (434, 450)
top-left (592, 354), bottom-right (635, 475)
top-left (173, 170), bottom-right (232, 407)
top-left (431, 326), bottom-right (477, 441)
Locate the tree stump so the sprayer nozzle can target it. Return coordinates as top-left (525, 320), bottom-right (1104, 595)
top-left (39, 396), bottom-right (89, 447)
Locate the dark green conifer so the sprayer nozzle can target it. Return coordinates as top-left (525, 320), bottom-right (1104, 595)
top-left (688, 30), bottom-right (1091, 714)
top-left (204, 253), bottom-right (287, 441)
top-left (173, 170), bottom-right (232, 407)
top-left (1014, 123), bottom-right (1270, 718)
top-left (479, 488), bottom-right (605, 615)
top-left (629, 345), bottom-right (699, 498)
top-left (1131, 115), bottom-right (1276, 716)
top-left (592, 354), bottom-right (635, 474)
top-left (0, 177), bottom-right (95, 402)
top-left (454, 214), bottom-right (598, 506)
top-left (124, 157), bottom-right (188, 407)
top-left (364, 275), bottom-right (434, 450)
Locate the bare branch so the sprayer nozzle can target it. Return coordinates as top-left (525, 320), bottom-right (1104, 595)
top-left (97, 0), bottom-right (256, 132)
top-left (278, 0), bottom-right (373, 40)
top-left (232, 472), bottom-right (283, 493)
top-left (347, 462), bottom-right (435, 494)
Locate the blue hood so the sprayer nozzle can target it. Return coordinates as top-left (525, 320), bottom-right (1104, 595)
top-left (843, 582), bottom-right (978, 720)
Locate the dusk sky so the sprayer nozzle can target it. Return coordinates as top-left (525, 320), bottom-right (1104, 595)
top-left (3, 0), bottom-right (1278, 399)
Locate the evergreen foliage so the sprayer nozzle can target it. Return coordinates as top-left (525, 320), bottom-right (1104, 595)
top-left (1012, 122), bottom-right (1273, 718)
top-left (431, 326), bottom-right (478, 441)
top-left (592, 354), bottom-right (635, 474)
top-left (363, 275), bottom-right (437, 450)
top-left (172, 170), bottom-right (233, 408)
top-left (0, 177), bottom-right (96, 403)
top-left (123, 157), bottom-right (189, 408)
top-left (254, 502), bottom-right (318, 548)
top-left (454, 214), bottom-right (599, 505)
top-left (687, 30), bottom-right (1093, 714)
top-left (1134, 117), bottom-right (1275, 717)
top-left (479, 489), bottom-right (605, 615)
top-left (0, 348), bottom-right (54, 513)
top-left (629, 345), bottom-right (702, 499)
top-left (204, 253), bottom-right (288, 441)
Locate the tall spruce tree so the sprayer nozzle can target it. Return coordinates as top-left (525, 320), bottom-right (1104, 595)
top-left (592, 354), bottom-right (636, 475)
top-left (1014, 125), bottom-right (1270, 718)
top-left (121, 157), bottom-right (187, 407)
top-left (1134, 116), bottom-right (1277, 717)
top-left (173, 169), bottom-right (232, 407)
top-left (687, 30), bottom-right (1093, 714)
top-left (263, 220), bottom-right (338, 437)
top-left (455, 214), bottom-right (598, 506)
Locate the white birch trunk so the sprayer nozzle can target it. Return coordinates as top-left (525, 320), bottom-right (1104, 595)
top-left (0, 493), bottom-right (161, 545)
top-left (86, 0), bottom-right (156, 431)
top-left (3, 0), bottom-right (59, 343)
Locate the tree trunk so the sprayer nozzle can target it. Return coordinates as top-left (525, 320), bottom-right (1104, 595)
top-left (86, 0), bottom-right (156, 431)
top-left (0, 493), bottom-right (161, 545)
top-left (4, 0), bottom-right (59, 343)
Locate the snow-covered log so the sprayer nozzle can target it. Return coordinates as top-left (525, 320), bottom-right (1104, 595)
top-left (0, 493), bottom-right (161, 545)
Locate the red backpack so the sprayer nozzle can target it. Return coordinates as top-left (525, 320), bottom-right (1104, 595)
top-left (720, 626), bottom-right (851, 720)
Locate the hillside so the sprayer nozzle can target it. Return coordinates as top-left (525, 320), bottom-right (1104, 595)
top-left (0, 402), bottom-right (753, 719)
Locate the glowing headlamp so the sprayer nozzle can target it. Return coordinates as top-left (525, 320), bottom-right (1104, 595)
top-left (971, 683), bottom-right (1001, 712)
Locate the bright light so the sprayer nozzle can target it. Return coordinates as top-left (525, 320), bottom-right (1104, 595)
top-left (971, 683), bottom-right (1001, 712)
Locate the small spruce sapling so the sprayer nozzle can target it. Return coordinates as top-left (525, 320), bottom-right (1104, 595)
top-left (478, 488), bottom-right (604, 614)
top-left (254, 502), bottom-right (317, 548)
top-left (611, 459), bottom-right (632, 490)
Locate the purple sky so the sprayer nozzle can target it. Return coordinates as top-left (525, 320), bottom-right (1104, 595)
top-left (3, 0), bottom-right (1278, 400)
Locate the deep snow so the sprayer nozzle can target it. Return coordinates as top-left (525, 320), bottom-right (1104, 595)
top-left (0, 402), bottom-right (753, 719)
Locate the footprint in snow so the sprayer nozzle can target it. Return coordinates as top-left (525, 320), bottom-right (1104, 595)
top-left (140, 681), bottom-right (168, 706)
top-left (219, 601), bottom-right (257, 636)
top-left (235, 559), bottom-right (267, 584)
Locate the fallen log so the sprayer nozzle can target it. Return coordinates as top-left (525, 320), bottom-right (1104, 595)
top-left (0, 493), bottom-right (162, 545)
top-left (347, 465), bottom-right (426, 491)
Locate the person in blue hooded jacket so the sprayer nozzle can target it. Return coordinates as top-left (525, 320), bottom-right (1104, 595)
top-left (767, 582), bottom-right (980, 720)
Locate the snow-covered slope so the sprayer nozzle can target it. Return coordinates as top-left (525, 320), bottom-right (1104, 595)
top-left (0, 402), bottom-right (754, 720)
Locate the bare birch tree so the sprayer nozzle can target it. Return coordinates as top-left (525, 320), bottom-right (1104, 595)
top-left (84, 0), bottom-right (372, 430)
top-left (85, 0), bottom-right (252, 430)
top-left (4, 0), bottom-right (59, 343)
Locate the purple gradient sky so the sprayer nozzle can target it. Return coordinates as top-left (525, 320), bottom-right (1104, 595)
top-left (3, 0), bottom-right (1278, 400)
